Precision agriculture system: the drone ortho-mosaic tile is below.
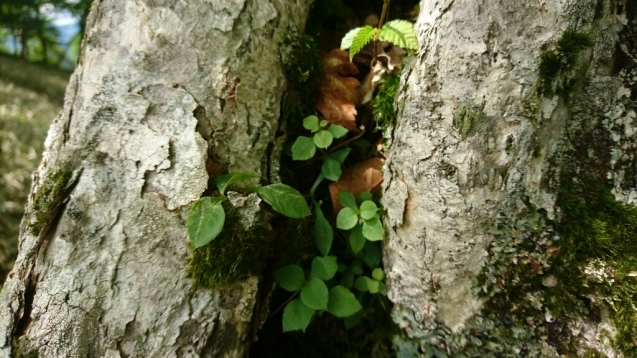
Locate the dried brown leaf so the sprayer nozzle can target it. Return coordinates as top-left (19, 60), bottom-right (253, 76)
top-left (329, 158), bottom-right (384, 213)
top-left (317, 49), bottom-right (361, 132)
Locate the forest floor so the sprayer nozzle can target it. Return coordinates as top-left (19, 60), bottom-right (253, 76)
top-left (0, 55), bottom-right (69, 285)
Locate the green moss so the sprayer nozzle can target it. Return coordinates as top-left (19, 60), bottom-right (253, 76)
top-left (453, 107), bottom-right (486, 139)
top-left (537, 30), bottom-right (594, 97)
top-left (187, 201), bottom-right (270, 288)
top-left (594, 0), bottom-right (606, 20)
top-left (372, 71), bottom-right (400, 134)
top-left (12, 338), bottom-right (39, 358)
top-left (281, 34), bottom-right (321, 133)
top-left (29, 169), bottom-right (73, 235)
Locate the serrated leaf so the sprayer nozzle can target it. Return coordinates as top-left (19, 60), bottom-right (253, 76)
top-left (301, 278), bottom-right (329, 310)
top-left (314, 204), bottom-right (333, 256)
top-left (336, 207), bottom-right (358, 230)
top-left (253, 184), bottom-right (311, 218)
top-left (354, 276), bottom-right (370, 292)
top-left (311, 256), bottom-right (338, 280)
top-left (327, 124), bottom-right (348, 139)
top-left (215, 172), bottom-right (260, 195)
top-left (362, 215), bottom-right (384, 241)
top-left (322, 157), bottom-right (342, 182)
top-left (188, 197), bottom-right (226, 248)
top-left (329, 148), bottom-right (351, 165)
top-left (380, 20), bottom-right (419, 51)
top-left (327, 286), bottom-right (363, 317)
top-left (349, 224), bottom-right (365, 254)
top-left (292, 136), bottom-right (316, 160)
top-left (359, 200), bottom-right (378, 220)
top-left (338, 190), bottom-right (357, 210)
top-left (303, 115), bottom-right (320, 132)
top-left (340, 27), bottom-right (361, 50)
top-left (349, 25), bottom-right (378, 61)
top-left (313, 130), bottom-right (334, 149)
top-left (282, 299), bottom-right (315, 332)
top-left (274, 264), bottom-right (306, 291)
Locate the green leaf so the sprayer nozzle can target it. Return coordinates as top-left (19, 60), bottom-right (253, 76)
top-left (313, 130), bottom-right (334, 149)
top-left (327, 286), bottom-right (363, 317)
top-left (336, 207), bottom-right (358, 230)
top-left (349, 25), bottom-right (378, 61)
top-left (253, 184), bottom-right (311, 218)
top-left (215, 172), bottom-right (260, 195)
top-left (368, 279), bottom-right (380, 294)
top-left (358, 192), bottom-right (373, 202)
top-left (340, 270), bottom-right (355, 289)
top-left (349, 224), bottom-right (366, 254)
top-left (340, 26), bottom-right (361, 51)
top-left (188, 197), bottom-right (226, 248)
top-left (311, 256), bottom-right (338, 280)
top-left (327, 124), bottom-right (348, 139)
top-left (274, 264), bottom-right (306, 291)
top-left (378, 281), bottom-right (388, 295)
top-left (372, 268), bottom-right (385, 281)
top-left (321, 157), bottom-right (342, 181)
top-left (319, 119), bottom-right (329, 127)
top-left (292, 136), bottom-right (316, 160)
top-left (282, 299), bottom-right (315, 332)
top-left (329, 148), bottom-right (351, 165)
top-left (354, 276), bottom-right (369, 292)
top-left (380, 20), bottom-right (419, 51)
top-left (303, 115), bottom-right (320, 132)
top-left (338, 190), bottom-right (358, 209)
top-left (359, 201), bottom-right (378, 220)
top-left (362, 215), bottom-right (384, 241)
top-left (344, 309), bottom-right (364, 329)
top-left (301, 278), bottom-right (329, 310)
top-left (313, 204), bottom-right (333, 256)
top-left (351, 263), bottom-right (364, 275)
top-left (362, 242), bottom-right (381, 268)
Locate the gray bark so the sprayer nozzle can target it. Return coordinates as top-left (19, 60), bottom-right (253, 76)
top-left (0, 0), bottom-right (310, 356)
top-left (384, 0), bottom-right (635, 356)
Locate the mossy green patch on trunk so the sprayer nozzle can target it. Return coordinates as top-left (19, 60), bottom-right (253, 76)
top-left (188, 201), bottom-right (270, 288)
top-left (29, 168), bottom-right (74, 236)
top-left (453, 107), bottom-right (487, 139)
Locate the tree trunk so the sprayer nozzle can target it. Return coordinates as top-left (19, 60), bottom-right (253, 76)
top-left (0, 0), bottom-right (310, 356)
top-left (384, 0), bottom-right (636, 356)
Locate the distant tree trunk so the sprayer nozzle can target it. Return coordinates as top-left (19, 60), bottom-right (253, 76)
top-left (384, 0), bottom-right (637, 356)
top-left (0, 0), bottom-right (310, 356)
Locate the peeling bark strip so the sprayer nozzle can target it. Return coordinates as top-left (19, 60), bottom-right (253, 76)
top-left (385, 0), bottom-right (636, 355)
top-left (0, 0), bottom-right (311, 356)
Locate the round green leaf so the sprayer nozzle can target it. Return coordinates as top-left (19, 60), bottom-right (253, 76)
top-left (359, 200), bottom-right (378, 220)
top-left (311, 256), bottom-right (338, 281)
top-left (282, 299), bottom-right (315, 332)
top-left (188, 197), bottom-right (226, 248)
top-left (351, 264), bottom-right (364, 276)
top-left (321, 157), bottom-right (342, 182)
top-left (274, 264), bottom-right (305, 291)
top-left (368, 279), bottom-right (380, 294)
top-left (313, 130), bottom-right (334, 149)
top-left (362, 216), bottom-right (384, 241)
top-left (372, 268), bottom-right (385, 281)
top-left (301, 278), bottom-right (329, 310)
top-left (358, 192), bottom-right (373, 203)
top-left (253, 183), bottom-right (311, 218)
top-left (336, 207), bottom-right (358, 230)
top-left (319, 119), bottom-right (329, 127)
top-left (313, 204), bottom-right (333, 256)
top-left (349, 224), bottom-right (365, 254)
top-left (292, 136), bottom-right (316, 160)
top-left (303, 115), bottom-right (320, 132)
top-left (327, 286), bottom-right (363, 317)
top-left (327, 124), bottom-right (348, 139)
top-left (354, 276), bottom-right (369, 292)
top-left (338, 190), bottom-right (357, 209)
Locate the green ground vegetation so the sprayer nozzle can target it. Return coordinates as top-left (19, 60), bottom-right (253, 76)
top-left (0, 58), bottom-right (62, 284)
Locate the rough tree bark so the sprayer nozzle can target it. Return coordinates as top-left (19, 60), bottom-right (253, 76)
top-left (0, 0), bottom-right (310, 356)
top-left (384, 0), bottom-right (636, 356)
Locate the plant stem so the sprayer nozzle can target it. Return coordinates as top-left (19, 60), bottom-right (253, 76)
top-left (372, 0), bottom-right (391, 65)
top-left (269, 290), bottom-right (300, 317)
top-left (326, 126), bottom-right (366, 154)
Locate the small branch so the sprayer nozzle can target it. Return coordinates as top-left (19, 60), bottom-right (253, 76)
top-left (269, 291), bottom-right (299, 317)
top-left (326, 126), bottom-right (366, 155)
top-left (373, 0), bottom-right (391, 66)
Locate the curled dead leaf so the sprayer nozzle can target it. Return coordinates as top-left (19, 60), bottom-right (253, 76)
top-left (329, 157), bottom-right (384, 213)
top-left (317, 49), bottom-right (361, 132)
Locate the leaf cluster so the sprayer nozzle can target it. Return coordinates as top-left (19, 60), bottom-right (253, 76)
top-left (340, 20), bottom-right (418, 61)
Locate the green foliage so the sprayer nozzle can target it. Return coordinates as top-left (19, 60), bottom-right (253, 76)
top-left (341, 20), bottom-right (418, 61)
top-left (283, 299), bottom-right (315, 332)
top-left (215, 172), bottom-right (259, 195)
top-left (274, 264), bottom-right (306, 291)
top-left (313, 204), bottom-right (333, 256)
top-left (252, 184), bottom-right (311, 219)
top-left (372, 71), bottom-right (400, 132)
top-left (341, 26), bottom-right (378, 61)
top-left (291, 115), bottom-right (348, 159)
top-left (537, 29), bottom-right (594, 97)
top-left (187, 196), bottom-right (225, 248)
top-left (301, 278), bottom-right (329, 310)
top-left (327, 286), bottom-right (363, 317)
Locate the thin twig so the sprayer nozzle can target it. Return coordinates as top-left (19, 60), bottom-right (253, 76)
top-left (269, 290), bottom-right (300, 317)
top-left (325, 126), bottom-right (366, 154)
